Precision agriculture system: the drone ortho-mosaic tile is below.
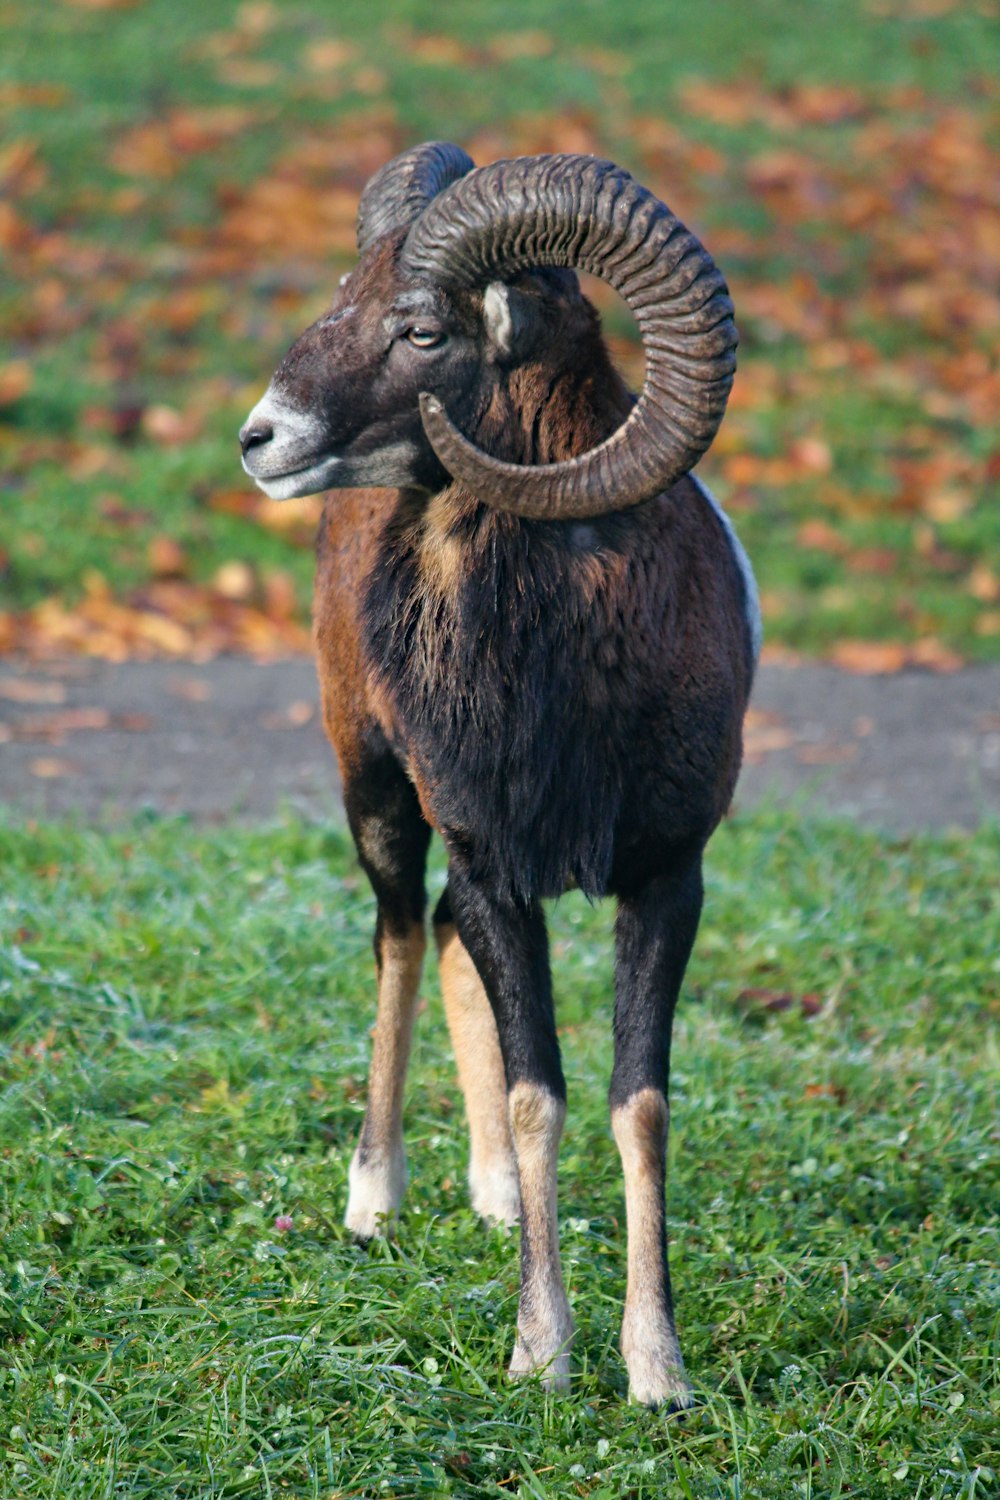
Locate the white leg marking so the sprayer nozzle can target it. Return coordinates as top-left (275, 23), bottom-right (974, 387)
top-left (345, 1145), bottom-right (408, 1241)
top-left (436, 923), bottom-right (520, 1227)
top-left (507, 1082), bottom-right (574, 1391)
top-left (345, 926), bottom-right (425, 1240)
top-left (612, 1088), bottom-right (694, 1409)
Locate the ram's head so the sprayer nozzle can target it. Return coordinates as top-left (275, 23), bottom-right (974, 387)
top-left (240, 143), bottom-right (738, 521)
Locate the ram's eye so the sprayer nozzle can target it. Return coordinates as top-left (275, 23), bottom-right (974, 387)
top-left (406, 327), bottom-right (444, 349)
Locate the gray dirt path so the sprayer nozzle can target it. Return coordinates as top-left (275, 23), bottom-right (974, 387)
top-left (1, 656), bottom-right (998, 831)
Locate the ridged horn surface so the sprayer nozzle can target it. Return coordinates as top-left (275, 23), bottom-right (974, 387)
top-left (401, 154), bottom-right (738, 520)
top-left (356, 141), bottom-right (475, 255)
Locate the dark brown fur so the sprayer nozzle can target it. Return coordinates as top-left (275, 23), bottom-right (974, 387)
top-left (313, 284), bottom-right (753, 900)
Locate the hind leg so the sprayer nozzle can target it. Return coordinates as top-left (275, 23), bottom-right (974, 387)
top-left (611, 859), bottom-right (703, 1409)
top-left (343, 741), bottom-right (431, 1239)
top-left (433, 885), bottom-right (520, 1228)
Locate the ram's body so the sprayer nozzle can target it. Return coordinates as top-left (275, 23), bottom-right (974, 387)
top-left (317, 453), bottom-right (755, 906)
top-left (241, 146), bottom-right (760, 1408)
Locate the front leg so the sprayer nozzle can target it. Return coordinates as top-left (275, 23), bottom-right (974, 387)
top-left (433, 884), bottom-right (520, 1228)
top-left (611, 861), bottom-right (703, 1410)
top-left (448, 861), bottom-right (573, 1391)
top-left (343, 748), bottom-right (431, 1239)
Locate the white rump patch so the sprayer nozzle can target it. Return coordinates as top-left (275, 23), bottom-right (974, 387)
top-left (692, 475), bottom-right (763, 664)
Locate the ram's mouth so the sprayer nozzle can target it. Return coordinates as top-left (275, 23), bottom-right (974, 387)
top-left (242, 451), bottom-right (343, 501)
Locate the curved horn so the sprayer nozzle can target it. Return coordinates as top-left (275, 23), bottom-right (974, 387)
top-left (401, 154), bottom-right (738, 520)
top-left (356, 141), bottom-right (474, 255)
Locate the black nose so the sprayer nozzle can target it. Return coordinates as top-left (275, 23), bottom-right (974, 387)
top-left (240, 420), bottom-right (273, 456)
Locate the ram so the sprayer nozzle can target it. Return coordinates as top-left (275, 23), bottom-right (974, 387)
top-left (240, 143), bottom-right (760, 1408)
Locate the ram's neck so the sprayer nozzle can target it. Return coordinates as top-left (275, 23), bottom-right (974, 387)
top-left (468, 342), bottom-right (635, 469)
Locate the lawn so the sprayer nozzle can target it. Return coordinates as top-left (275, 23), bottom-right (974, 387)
top-left (2, 3), bottom-right (998, 1495)
top-left (1, 0), bottom-right (998, 662)
top-left (1, 810), bottom-right (997, 1496)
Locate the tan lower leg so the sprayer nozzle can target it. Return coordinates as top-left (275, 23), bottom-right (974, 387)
top-left (507, 1082), bottom-right (573, 1390)
top-left (612, 1087), bottom-right (693, 1408)
top-left (345, 924), bottom-right (425, 1239)
top-left (436, 923), bottom-right (519, 1226)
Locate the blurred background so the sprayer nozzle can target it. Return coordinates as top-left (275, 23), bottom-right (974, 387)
top-left (1, 0), bottom-right (997, 668)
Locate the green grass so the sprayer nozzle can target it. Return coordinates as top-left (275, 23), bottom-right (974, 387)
top-left (1, 809), bottom-right (997, 1496)
top-left (1, 0), bottom-right (998, 658)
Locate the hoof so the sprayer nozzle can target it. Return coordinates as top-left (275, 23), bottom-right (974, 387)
top-left (469, 1163), bottom-right (521, 1229)
top-left (344, 1148), bottom-right (405, 1240)
top-left (508, 1339), bottom-right (572, 1393)
top-left (622, 1309), bottom-right (693, 1410)
top-left (625, 1351), bottom-right (694, 1411)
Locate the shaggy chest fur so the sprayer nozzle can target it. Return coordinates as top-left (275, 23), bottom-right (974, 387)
top-left (362, 489), bottom-right (749, 902)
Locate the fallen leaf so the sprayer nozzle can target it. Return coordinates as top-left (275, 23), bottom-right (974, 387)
top-left (216, 59), bottom-right (282, 87)
top-left (804, 1082), bottom-right (845, 1100)
top-left (788, 436), bottom-right (833, 475)
top-left (287, 699), bottom-right (314, 725)
top-left (968, 565), bottom-right (1000, 603)
top-left (98, 495), bottom-right (152, 529)
top-left (12, 708), bottom-right (110, 740)
top-left (236, 0), bottom-right (279, 34)
top-left (303, 38), bottom-right (359, 71)
top-left (796, 742), bottom-right (858, 765)
top-left (744, 724), bottom-right (797, 760)
top-left (29, 757), bottom-right (79, 778)
top-left (829, 641), bottom-right (910, 674)
top-left (261, 699), bottom-right (315, 729)
top-left (797, 520), bottom-right (850, 556)
top-left (255, 494), bottom-right (324, 532)
top-left (409, 34), bottom-right (478, 66)
top-left (0, 679), bottom-right (67, 704)
top-left (908, 638), bottom-right (964, 672)
top-left (0, 84), bottom-right (70, 108)
top-left (488, 30), bottom-right (555, 60)
top-left (0, 360), bottom-right (32, 405)
top-left (214, 561), bottom-right (255, 600)
top-left (141, 405), bottom-right (202, 445)
top-left (168, 676), bottom-right (212, 702)
top-left (148, 536), bottom-right (189, 579)
top-left (738, 987), bottom-right (824, 1017)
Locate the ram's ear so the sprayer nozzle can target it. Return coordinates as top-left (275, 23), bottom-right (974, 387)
top-left (482, 282), bottom-right (538, 361)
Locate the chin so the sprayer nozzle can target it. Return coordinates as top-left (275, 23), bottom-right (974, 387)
top-left (245, 454), bottom-right (344, 500)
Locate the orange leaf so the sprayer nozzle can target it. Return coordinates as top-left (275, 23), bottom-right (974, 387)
top-left (29, 757), bottom-right (79, 778)
top-left (797, 520), bottom-right (850, 556)
top-left (0, 360), bottom-right (32, 405)
top-left (829, 641), bottom-right (909, 674)
top-left (0, 679), bottom-right (66, 704)
top-left (303, 39), bottom-right (359, 71)
top-left (141, 405), bottom-right (202, 445)
top-left (148, 536), bottom-right (189, 579)
top-left (214, 561), bottom-right (255, 601)
top-left (796, 742), bottom-right (858, 765)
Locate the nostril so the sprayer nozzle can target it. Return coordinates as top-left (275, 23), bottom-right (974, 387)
top-left (240, 421), bottom-right (274, 456)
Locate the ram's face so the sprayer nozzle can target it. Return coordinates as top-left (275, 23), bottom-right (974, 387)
top-left (239, 237), bottom-right (491, 499)
top-left (239, 233), bottom-right (584, 500)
